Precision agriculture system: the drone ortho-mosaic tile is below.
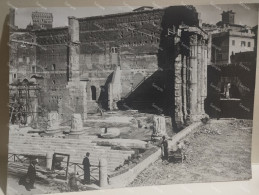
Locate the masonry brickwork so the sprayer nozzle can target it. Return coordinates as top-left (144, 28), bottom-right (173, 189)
top-left (9, 6), bottom-right (210, 129)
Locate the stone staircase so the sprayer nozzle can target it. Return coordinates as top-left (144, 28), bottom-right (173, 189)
top-left (8, 135), bottom-right (135, 180)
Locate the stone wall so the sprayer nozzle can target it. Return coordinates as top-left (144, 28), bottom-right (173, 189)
top-left (10, 6), bottom-right (209, 129)
top-left (9, 31), bottom-right (37, 83)
top-left (75, 6), bottom-right (207, 128)
top-left (77, 9), bottom-right (166, 111)
top-left (34, 27), bottom-right (69, 112)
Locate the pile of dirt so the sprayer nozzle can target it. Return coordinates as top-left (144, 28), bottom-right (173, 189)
top-left (194, 125), bottom-right (222, 136)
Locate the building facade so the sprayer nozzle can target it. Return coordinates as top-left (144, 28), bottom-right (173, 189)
top-left (206, 10), bottom-right (256, 64)
top-left (31, 11), bottom-right (53, 30)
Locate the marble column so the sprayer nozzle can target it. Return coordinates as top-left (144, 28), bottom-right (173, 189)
top-left (65, 17), bottom-right (88, 121)
top-left (207, 34), bottom-right (212, 65)
top-left (182, 56), bottom-right (188, 122)
top-left (202, 41), bottom-right (208, 113)
top-left (186, 56), bottom-right (191, 117)
top-left (189, 34), bottom-right (198, 120)
top-left (45, 111), bottom-right (62, 134)
top-left (68, 16), bottom-right (80, 81)
top-left (80, 81), bottom-right (88, 121)
top-left (152, 115), bottom-right (167, 140)
top-left (197, 37), bottom-right (203, 115)
top-left (174, 54), bottom-right (183, 125)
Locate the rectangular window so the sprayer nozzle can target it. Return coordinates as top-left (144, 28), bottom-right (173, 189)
top-left (232, 40), bottom-right (235, 46)
top-left (32, 66), bottom-right (36, 73)
top-left (26, 57), bottom-right (30, 64)
top-left (248, 42), bottom-right (251, 47)
top-left (111, 47), bottom-right (118, 54)
top-left (241, 41), bottom-right (246, 47)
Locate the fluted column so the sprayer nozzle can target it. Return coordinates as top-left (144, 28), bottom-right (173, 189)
top-left (207, 34), bottom-right (212, 65)
top-left (189, 34), bottom-right (198, 120)
top-left (174, 54), bottom-right (183, 125)
top-left (202, 40), bottom-right (208, 113)
top-left (197, 37), bottom-right (202, 114)
top-left (80, 81), bottom-right (88, 121)
top-left (186, 56), bottom-right (191, 117)
top-left (182, 55), bottom-right (188, 122)
top-left (198, 37), bottom-right (205, 115)
top-left (68, 16), bottom-right (80, 81)
top-left (65, 17), bottom-right (88, 121)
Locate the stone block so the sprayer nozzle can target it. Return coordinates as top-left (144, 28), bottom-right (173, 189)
top-left (152, 115), bottom-right (166, 138)
top-left (71, 113), bottom-right (83, 132)
top-left (47, 111), bottom-right (60, 130)
top-left (100, 128), bottom-right (120, 138)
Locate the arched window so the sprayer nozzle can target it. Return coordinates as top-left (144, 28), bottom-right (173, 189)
top-left (91, 86), bottom-right (96, 100)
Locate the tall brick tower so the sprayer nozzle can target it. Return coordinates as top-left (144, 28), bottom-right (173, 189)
top-left (32, 11), bottom-right (53, 30)
top-left (221, 10), bottom-right (235, 24)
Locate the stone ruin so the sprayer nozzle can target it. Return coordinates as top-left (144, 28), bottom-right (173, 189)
top-left (100, 127), bottom-right (120, 139)
top-left (45, 112), bottom-right (87, 136)
top-left (45, 111), bottom-right (62, 134)
top-left (152, 115), bottom-right (167, 140)
top-left (69, 113), bottom-right (85, 135)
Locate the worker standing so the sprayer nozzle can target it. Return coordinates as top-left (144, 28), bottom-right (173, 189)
top-left (82, 152), bottom-right (91, 184)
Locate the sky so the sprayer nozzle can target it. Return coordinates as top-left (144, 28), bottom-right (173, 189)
top-left (14, 4), bottom-right (258, 29)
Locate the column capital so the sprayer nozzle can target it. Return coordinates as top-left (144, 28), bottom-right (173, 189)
top-left (190, 34), bottom-right (198, 45)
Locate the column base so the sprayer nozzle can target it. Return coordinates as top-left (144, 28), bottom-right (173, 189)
top-left (188, 113), bottom-right (208, 122)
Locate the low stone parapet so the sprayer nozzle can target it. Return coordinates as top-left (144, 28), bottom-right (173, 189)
top-left (93, 138), bottom-right (147, 149)
top-left (108, 122), bottom-right (202, 188)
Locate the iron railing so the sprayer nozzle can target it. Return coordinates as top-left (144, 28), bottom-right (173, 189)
top-left (68, 162), bottom-right (99, 182)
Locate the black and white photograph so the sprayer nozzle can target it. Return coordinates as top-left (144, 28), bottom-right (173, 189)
top-left (7, 2), bottom-right (258, 194)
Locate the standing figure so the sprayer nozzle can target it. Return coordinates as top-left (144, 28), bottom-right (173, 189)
top-left (225, 83), bottom-right (231, 98)
top-left (97, 103), bottom-right (103, 117)
top-left (26, 158), bottom-right (38, 191)
top-left (161, 136), bottom-right (169, 161)
top-left (82, 152), bottom-right (91, 184)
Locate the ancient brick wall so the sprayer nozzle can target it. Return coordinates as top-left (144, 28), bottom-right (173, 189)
top-left (78, 9), bottom-right (165, 111)
top-left (34, 27), bottom-right (69, 112)
top-left (9, 31), bottom-right (36, 83)
top-left (75, 6), bottom-right (204, 124)
top-left (9, 6), bottom-right (208, 129)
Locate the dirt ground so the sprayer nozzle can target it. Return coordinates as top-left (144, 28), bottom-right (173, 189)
top-left (7, 176), bottom-right (59, 195)
top-left (7, 174), bottom-right (99, 195)
top-left (129, 119), bottom-right (252, 187)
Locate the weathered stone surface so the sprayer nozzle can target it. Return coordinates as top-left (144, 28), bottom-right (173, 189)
top-left (71, 113), bottom-right (83, 132)
top-left (152, 115), bottom-right (166, 138)
top-left (108, 66), bottom-right (122, 110)
top-left (100, 127), bottom-right (120, 138)
top-left (10, 7), bottom-right (209, 130)
top-left (47, 111), bottom-right (60, 130)
top-left (93, 138), bottom-right (147, 149)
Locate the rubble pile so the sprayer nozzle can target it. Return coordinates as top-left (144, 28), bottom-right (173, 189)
top-left (194, 128), bottom-right (222, 136)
